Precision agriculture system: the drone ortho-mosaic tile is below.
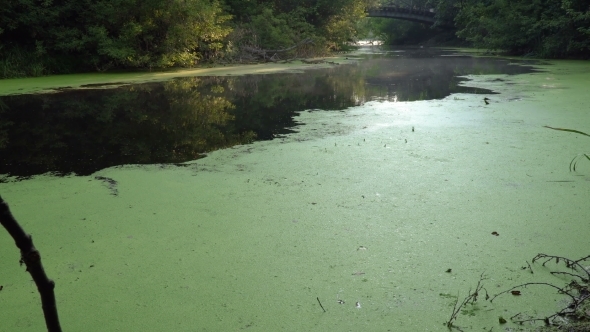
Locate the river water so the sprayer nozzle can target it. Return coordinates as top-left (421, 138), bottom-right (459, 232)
top-left (1, 47), bottom-right (589, 331)
top-left (0, 48), bottom-right (535, 178)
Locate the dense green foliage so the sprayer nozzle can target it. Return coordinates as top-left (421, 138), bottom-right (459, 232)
top-left (1, 0), bottom-right (232, 75)
top-left (454, 0), bottom-right (590, 57)
top-left (1, 0), bottom-right (587, 78)
top-left (0, 0), bottom-right (375, 78)
top-left (366, 0), bottom-right (589, 58)
top-left (423, 0), bottom-right (590, 57)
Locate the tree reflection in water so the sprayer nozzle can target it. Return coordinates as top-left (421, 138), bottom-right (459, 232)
top-left (0, 48), bottom-right (537, 179)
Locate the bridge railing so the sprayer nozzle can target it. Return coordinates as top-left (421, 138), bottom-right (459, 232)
top-left (368, 5), bottom-right (436, 18)
top-left (366, 3), bottom-right (454, 28)
top-left (371, 0), bottom-right (434, 16)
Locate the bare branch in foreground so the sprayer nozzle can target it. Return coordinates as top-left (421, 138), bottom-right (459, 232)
top-left (533, 253), bottom-right (590, 282)
top-left (0, 196), bottom-right (62, 332)
top-left (494, 254), bottom-right (590, 328)
top-left (447, 273), bottom-right (488, 330)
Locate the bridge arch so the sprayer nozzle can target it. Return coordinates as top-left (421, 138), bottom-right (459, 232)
top-left (366, 5), bottom-right (453, 28)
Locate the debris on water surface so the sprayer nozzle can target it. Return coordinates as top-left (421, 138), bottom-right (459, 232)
top-left (337, 300), bottom-right (345, 304)
top-left (95, 176), bottom-right (119, 196)
top-left (491, 231), bottom-right (499, 236)
top-left (355, 301), bottom-right (361, 309)
top-left (316, 297), bottom-right (326, 313)
top-left (446, 269), bottom-right (452, 273)
top-left (357, 246), bottom-right (367, 251)
top-left (352, 271), bottom-right (365, 276)
top-left (511, 290), bottom-right (521, 296)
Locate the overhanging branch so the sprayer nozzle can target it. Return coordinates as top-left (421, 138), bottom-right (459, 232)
top-left (242, 38), bottom-right (315, 61)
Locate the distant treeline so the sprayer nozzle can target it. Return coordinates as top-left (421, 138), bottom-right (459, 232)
top-left (365, 0), bottom-right (590, 58)
top-left (0, 0), bottom-right (376, 78)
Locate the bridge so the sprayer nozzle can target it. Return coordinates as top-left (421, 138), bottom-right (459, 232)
top-left (366, 4), bottom-right (453, 28)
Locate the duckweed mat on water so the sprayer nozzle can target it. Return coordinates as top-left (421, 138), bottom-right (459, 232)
top-left (1, 58), bottom-right (590, 331)
top-left (0, 60), bottom-right (349, 96)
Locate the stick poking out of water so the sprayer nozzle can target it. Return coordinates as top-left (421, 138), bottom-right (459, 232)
top-left (316, 297), bottom-right (326, 312)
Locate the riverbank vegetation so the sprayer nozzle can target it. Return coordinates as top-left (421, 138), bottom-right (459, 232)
top-left (0, 0), bottom-right (376, 78)
top-left (1, 0), bottom-right (588, 78)
top-left (453, 0), bottom-right (590, 58)
top-left (364, 0), bottom-right (590, 58)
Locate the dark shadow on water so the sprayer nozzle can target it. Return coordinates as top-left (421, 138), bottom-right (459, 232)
top-left (0, 48), bottom-right (539, 179)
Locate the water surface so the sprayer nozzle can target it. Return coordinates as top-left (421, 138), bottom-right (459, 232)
top-left (4, 47), bottom-right (585, 332)
top-left (0, 48), bottom-right (537, 178)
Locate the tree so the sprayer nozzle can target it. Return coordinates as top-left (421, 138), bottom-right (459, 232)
top-left (455, 0), bottom-right (590, 57)
top-left (0, 0), bottom-right (388, 77)
top-left (0, 0), bottom-right (233, 74)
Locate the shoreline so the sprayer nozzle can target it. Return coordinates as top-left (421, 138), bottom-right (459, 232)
top-left (0, 57), bottom-right (354, 97)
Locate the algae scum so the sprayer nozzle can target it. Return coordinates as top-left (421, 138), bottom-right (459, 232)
top-left (1, 48), bottom-right (589, 331)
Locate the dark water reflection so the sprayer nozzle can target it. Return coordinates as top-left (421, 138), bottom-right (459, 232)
top-left (0, 48), bottom-right (538, 178)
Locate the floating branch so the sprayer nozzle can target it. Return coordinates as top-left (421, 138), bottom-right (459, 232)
top-left (490, 282), bottom-right (577, 304)
top-left (0, 196), bottom-right (62, 332)
top-left (316, 297), bottom-right (326, 312)
top-left (543, 125), bottom-right (590, 138)
top-left (570, 154), bottom-right (590, 172)
top-left (510, 290), bottom-right (589, 327)
top-left (542, 126), bottom-right (590, 171)
top-left (494, 253), bottom-right (590, 327)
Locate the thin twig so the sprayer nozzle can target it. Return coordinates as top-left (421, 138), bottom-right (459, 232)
top-left (242, 38), bottom-right (315, 60)
top-left (446, 273), bottom-right (486, 329)
top-left (551, 271), bottom-right (589, 282)
top-left (316, 297), bottom-right (326, 312)
top-left (491, 282), bottom-right (577, 303)
top-left (543, 125), bottom-right (590, 138)
top-left (526, 261), bottom-right (533, 274)
top-left (533, 253), bottom-right (590, 280)
top-left (499, 253), bottom-right (590, 327)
